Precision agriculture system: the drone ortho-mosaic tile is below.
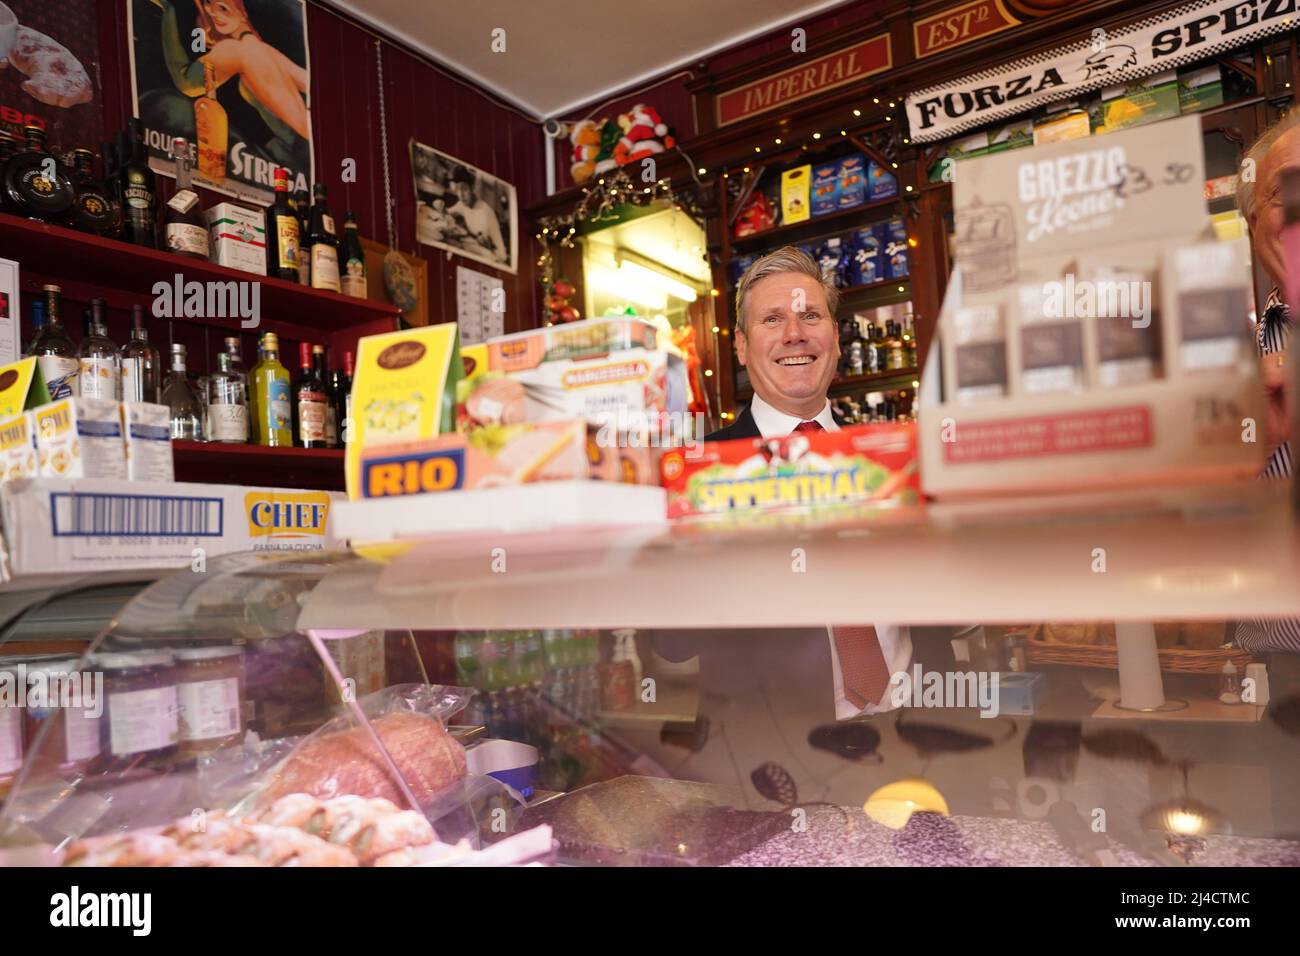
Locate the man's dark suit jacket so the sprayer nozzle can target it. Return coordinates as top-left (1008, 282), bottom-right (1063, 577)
top-left (705, 403), bottom-right (846, 442)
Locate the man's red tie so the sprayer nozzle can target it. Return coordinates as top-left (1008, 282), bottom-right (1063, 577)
top-left (794, 420), bottom-right (824, 432)
top-left (832, 625), bottom-right (891, 709)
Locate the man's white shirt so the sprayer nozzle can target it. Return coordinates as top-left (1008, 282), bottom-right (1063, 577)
top-left (747, 392), bottom-right (910, 716)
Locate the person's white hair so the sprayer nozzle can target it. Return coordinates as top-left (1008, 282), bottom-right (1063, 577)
top-left (1237, 105), bottom-right (1300, 222)
top-left (734, 246), bottom-right (840, 335)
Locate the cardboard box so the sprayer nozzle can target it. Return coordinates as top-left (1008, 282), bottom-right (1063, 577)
top-left (358, 420), bottom-right (589, 498)
top-left (1094, 70), bottom-right (1179, 134)
top-left (881, 218), bottom-right (910, 280)
top-left (811, 161), bottom-right (840, 216)
top-left (780, 165), bottom-right (811, 224)
top-left (0, 480), bottom-right (341, 581)
top-left (122, 402), bottom-right (174, 482)
top-left (660, 422), bottom-right (919, 518)
top-left (345, 323), bottom-right (462, 500)
top-left (487, 316), bottom-right (657, 374)
top-left (867, 159), bottom-right (898, 200)
top-left (920, 116), bottom-right (1265, 498)
top-left (204, 202), bottom-right (267, 275)
top-left (1178, 64), bottom-right (1223, 114)
top-left (1032, 109), bottom-right (1091, 146)
top-left (0, 411), bottom-right (37, 483)
top-left (35, 398), bottom-right (127, 480)
top-left (848, 228), bottom-right (883, 286)
top-left (996, 671), bottom-right (1046, 716)
top-left (987, 120), bottom-right (1034, 154)
top-left (836, 153), bottom-right (866, 209)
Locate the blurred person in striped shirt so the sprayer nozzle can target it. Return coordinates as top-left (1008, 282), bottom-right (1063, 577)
top-left (1235, 108), bottom-right (1297, 651)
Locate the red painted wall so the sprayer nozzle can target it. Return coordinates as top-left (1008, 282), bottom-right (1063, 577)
top-left (94, 0), bottom-right (545, 333)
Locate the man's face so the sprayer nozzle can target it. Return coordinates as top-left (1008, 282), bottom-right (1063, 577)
top-left (453, 180), bottom-right (473, 205)
top-left (735, 272), bottom-right (839, 418)
top-left (1250, 125), bottom-right (1300, 288)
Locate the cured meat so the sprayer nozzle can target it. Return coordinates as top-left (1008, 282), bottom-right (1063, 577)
top-left (4, 27), bottom-right (93, 109)
top-left (263, 711), bottom-right (467, 808)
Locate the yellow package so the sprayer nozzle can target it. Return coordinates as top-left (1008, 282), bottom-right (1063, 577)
top-left (0, 411), bottom-right (37, 482)
top-left (344, 322), bottom-right (463, 501)
top-left (781, 165), bottom-right (811, 225)
top-left (0, 357), bottom-right (51, 419)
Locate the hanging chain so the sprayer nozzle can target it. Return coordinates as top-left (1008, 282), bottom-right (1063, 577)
top-left (375, 39), bottom-right (396, 250)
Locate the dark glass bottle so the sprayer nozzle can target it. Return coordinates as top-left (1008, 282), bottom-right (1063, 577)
top-left (340, 211), bottom-right (367, 298)
top-left (264, 167), bottom-right (301, 282)
top-left (162, 137), bottom-right (209, 259)
top-left (295, 188), bottom-right (311, 285)
top-left (327, 362), bottom-right (350, 448)
top-left (312, 344), bottom-right (338, 447)
top-left (295, 342), bottom-right (328, 448)
top-left (68, 148), bottom-right (122, 238)
top-left (3, 124), bottom-right (75, 222)
top-left (306, 184), bottom-right (340, 292)
top-left (120, 117), bottom-right (157, 248)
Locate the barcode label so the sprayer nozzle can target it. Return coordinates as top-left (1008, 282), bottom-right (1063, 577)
top-left (51, 493), bottom-right (224, 537)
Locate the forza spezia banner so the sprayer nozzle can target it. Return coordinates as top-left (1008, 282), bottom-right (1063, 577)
top-left (906, 0), bottom-right (1300, 142)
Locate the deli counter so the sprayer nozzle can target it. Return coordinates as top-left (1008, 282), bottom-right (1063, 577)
top-left (1, 480), bottom-right (1299, 868)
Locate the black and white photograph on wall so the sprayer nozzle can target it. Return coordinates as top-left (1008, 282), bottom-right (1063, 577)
top-left (411, 139), bottom-right (516, 273)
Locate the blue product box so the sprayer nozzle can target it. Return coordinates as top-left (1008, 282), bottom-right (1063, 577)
top-left (815, 236), bottom-right (850, 289)
top-left (868, 161), bottom-right (899, 201)
top-left (996, 671), bottom-right (1046, 716)
top-left (880, 218), bottom-right (909, 280)
top-left (811, 161), bottom-right (840, 217)
top-left (837, 153), bottom-right (866, 210)
top-left (848, 228), bottom-right (881, 286)
top-left (730, 254), bottom-right (755, 286)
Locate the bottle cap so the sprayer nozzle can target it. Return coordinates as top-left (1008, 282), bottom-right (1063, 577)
top-left (263, 331), bottom-right (280, 347)
top-left (43, 284), bottom-right (61, 293)
top-left (299, 341), bottom-right (312, 367)
top-left (312, 343), bottom-right (326, 355)
top-left (224, 336), bottom-right (241, 349)
top-left (343, 350), bottom-right (355, 376)
top-left (171, 343), bottom-right (186, 356)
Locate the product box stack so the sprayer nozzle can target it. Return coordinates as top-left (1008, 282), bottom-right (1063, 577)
top-left (918, 115), bottom-right (1265, 498)
top-left (338, 317), bottom-right (686, 539)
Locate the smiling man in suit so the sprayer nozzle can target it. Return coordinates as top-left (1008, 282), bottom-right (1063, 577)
top-left (709, 246), bottom-right (846, 441)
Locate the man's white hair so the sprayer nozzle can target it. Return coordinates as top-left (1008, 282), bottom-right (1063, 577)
top-left (1238, 105), bottom-right (1300, 222)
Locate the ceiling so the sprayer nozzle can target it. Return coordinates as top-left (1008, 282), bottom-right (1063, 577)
top-left (335, 0), bottom-right (856, 119)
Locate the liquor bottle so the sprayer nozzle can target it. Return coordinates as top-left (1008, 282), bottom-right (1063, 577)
top-left (2, 124), bottom-right (75, 222)
top-left (120, 305), bottom-right (162, 404)
top-left (903, 314), bottom-right (918, 369)
top-left (24, 298), bottom-right (45, 354)
top-left (295, 189), bottom-right (311, 285)
top-left (885, 320), bottom-right (906, 371)
top-left (862, 322), bottom-right (879, 375)
top-left (78, 298), bottom-right (120, 400)
top-left (162, 344), bottom-right (204, 440)
top-left (120, 118), bottom-right (157, 248)
top-left (195, 61), bottom-right (228, 182)
top-left (249, 332), bottom-right (292, 447)
top-left (340, 211), bottom-right (367, 298)
top-left (311, 345), bottom-right (339, 447)
top-left (306, 185), bottom-right (340, 292)
top-left (327, 354), bottom-right (352, 446)
top-left (263, 168), bottom-right (300, 282)
top-left (296, 342), bottom-right (328, 448)
top-left (208, 342), bottom-right (249, 444)
top-left (163, 138), bottom-right (210, 259)
top-left (28, 285), bottom-right (79, 398)
top-left (67, 148), bottom-right (122, 238)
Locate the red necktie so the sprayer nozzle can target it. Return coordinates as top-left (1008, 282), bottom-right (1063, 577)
top-left (794, 420), bottom-right (824, 433)
top-left (832, 625), bottom-right (891, 710)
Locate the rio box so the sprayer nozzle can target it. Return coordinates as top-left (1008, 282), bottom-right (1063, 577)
top-left (660, 422), bottom-right (920, 518)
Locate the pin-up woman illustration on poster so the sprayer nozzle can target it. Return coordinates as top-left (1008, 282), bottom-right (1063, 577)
top-left (144, 0), bottom-right (308, 172)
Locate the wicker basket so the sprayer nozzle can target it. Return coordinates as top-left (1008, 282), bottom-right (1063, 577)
top-left (1023, 624), bottom-right (1255, 674)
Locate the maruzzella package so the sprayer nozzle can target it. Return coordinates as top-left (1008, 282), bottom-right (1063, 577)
top-left (920, 115), bottom-right (1265, 497)
top-left (344, 323), bottom-right (463, 500)
top-left (660, 423), bottom-right (919, 518)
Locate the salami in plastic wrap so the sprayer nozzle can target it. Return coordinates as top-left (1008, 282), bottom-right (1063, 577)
top-left (259, 684), bottom-right (471, 808)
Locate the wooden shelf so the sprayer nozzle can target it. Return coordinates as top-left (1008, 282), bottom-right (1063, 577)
top-left (172, 441), bottom-right (344, 491)
top-left (838, 276), bottom-right (911, 299)
top-left (0, 211), bottom-right (400, 340)
top-left (728, 194), bottom-right (905, 254)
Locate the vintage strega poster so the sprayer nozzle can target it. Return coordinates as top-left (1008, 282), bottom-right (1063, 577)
top-left (127, 0), bottom-right (314, 206)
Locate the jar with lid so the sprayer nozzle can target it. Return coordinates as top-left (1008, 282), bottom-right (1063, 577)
top-left (98, 651), bottom-right (179, 760)
top-left (21, 658), bottom-right (104, 774)
top-left (0, 661), bottom-right (24, 791)
top-left (175, 646), bottom-right (245, 756)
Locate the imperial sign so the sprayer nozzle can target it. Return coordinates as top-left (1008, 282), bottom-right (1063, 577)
top-left (914, 0), bottom-right (1021, 59)
top-left (716, 35), bottom-right (892, 126)
top-left (906, 0), bottom-right (1300, 142)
